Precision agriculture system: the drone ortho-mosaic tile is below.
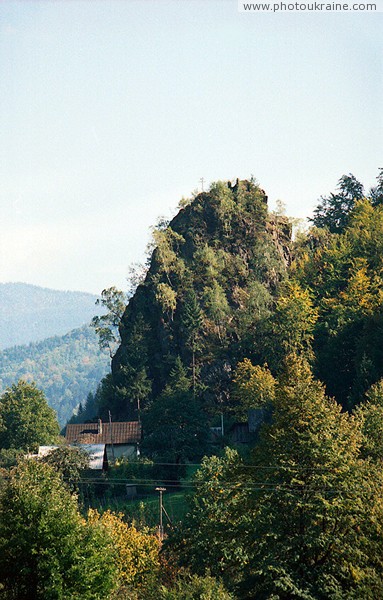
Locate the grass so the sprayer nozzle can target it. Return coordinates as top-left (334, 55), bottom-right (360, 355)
top-left (84, 489), bottom-right (189, 530)
top-left (79, 460), bottom-right (200, 529)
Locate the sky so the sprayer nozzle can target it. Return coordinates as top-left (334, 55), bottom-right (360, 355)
top-left (0, 0), bottom-right (381, 294)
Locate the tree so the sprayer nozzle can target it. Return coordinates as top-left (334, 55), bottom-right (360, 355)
top-left (243, 355), bottom-right (383, 599)
top-left (88, 509), bottom-right (161, 594)
top-left (142, 359), bottom-right (209, 482)
top-left (155, 282), bottom-right (177, 319)
top-left (170, 357), bottom-right (383, 598)
top-left (311, 173), bottom-right (364, 233)
top-left (151, 225), bottom-right (185, 286)
top-left (232, 279), bottom-right (272, 359)
top-left (91, 286), bottom-right (127, 357)
top-left (370, 168), bottom-right (383, 206)
top-left (203, 281), bottom-right (230, 344)
top-left (0, 460), bottom-right (117, 600)
top-left (0, 381), bottom-right (59, 452)
top-left (292, 199), bottom-right (383, 408)
top-left (40, 445), bottom-right (90, 494)
top-left (109, 312), bottom-right (153, 420)
top-left (167, 448), bottom-right (250, 589)
top-left (232, 358), bottom-right (275, 420)
top-left (158, 572), bottom-right (234, 599)
top-left (262, 280), bottom-right (318, 370)
top-left (354, 379), bottom-right (383, 462)
top-left (181, 289), bottom-right (203, 393)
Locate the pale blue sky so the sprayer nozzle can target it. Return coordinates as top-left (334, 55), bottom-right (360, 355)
top-left (0, 1), bottom-right (381, 293)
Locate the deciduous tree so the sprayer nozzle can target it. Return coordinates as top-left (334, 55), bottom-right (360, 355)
top-left (88, 509), bottom-right (160, 594)
top-left (40, 445), bottom-right (90, 494)
top-left (91, 286), bottom-right (127, 357)
top-left (0, 381), bottom-right (59, 452)
top-left (0, 460), bottom-right (117, 600)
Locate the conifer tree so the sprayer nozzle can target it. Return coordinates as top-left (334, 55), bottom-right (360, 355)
top-left (181, 290), bottom-right (203, 393)
top-left (142, 358), bottom-right (209, 481)
top-left (312, 173), bottom-right (364, 233)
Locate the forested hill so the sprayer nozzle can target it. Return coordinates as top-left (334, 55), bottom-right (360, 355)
top-left (95, 172), bottom-right (383, 433)
top-left (0, 326), bottom-right (109, 425)
top-left (0, 283), bottom-right (100, 349)
top-left (101, 179), bottom-right (291, 422)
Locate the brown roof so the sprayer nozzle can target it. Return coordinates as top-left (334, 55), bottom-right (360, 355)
top-left (65, 421), bottom-right (141, 445)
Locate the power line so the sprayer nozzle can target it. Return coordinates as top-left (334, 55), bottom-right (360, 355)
top-left (105, 460), bottom-right (362, 472)
top-left (77, 478), bottom-right (362, 495)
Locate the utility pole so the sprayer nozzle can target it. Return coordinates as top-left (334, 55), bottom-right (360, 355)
top-left (155, 487), bottom-right (166, 541)
top-left (200, 177), bottom-right (205, 192)
top-left (137, 397), bottom-right (141, 424)
top-left (108, 410), bottom-right (115, 463)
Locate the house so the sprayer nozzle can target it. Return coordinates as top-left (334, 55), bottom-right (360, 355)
top-left (65, 420), bottom-right (141, 462)
top-left (38, 444), bottom-right (108, 471)
top-left (228, 422), bottom-right (252, 444)
top-left (228, 407), bottom-right (272, 445)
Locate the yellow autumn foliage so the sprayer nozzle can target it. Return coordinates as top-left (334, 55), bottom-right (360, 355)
top-left (233, 358), bottom-right (276, 413)
top-left (88, 509), bottom-right (160, 590)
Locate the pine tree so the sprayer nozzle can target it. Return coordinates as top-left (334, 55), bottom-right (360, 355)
top-left (181, 290), bottom-right (203, 393)
top-left (312, 173), bottom-right (364, 233)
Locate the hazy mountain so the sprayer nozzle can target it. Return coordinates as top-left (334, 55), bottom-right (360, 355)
top-left (0, 326), bottom-right (110, 425)
top-left (0, 282), bottom-right (100, 349)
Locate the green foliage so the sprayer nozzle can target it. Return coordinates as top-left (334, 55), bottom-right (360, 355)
top-left (311, 173), bottom-right (365, 233)
top-left (68, 390), bottom-right (98, 425)
top-left (0, 380), bottom-right (60, 452)
top-left (142, 360), bottom-right (209, 480)
top-left (110, 179), bottom-right (290, 431)
top-left (232, 359), bottom-right (275, 419)
top-left (262, 280), bottom-right (318, 370)
top-left (150, 224), bottom-right (186, 293)
top-left (157, 572), bottom-right (234, 599)
top-left (370, 167), bottom-right (383, 206)
top-left (202, 281), bottom-right (230, 344)
top-left (167, 448), bottom-right (250, 587)
top-left (0, 447), bottom-right (24, 469)
top-left (292, 197), bottom-right (383, 408)
top-left (354, 379), bottom-right (383, 462)
top-left (40, 445), bottom-right (90, 494)
top-left (0, 326), bottom-right (110, 426)
top-left (180, 289), bottom-right (204, 392)
top-left (244, 355), bottom-right (380, 599)
top-left (155, 282), bottom-right (177, 317)
top-left (91, 287), bottom-right (128, 357)
top-left (0, 460), bottom-right (117, 600)
top-left (170, 357), bottom-right (383, 598)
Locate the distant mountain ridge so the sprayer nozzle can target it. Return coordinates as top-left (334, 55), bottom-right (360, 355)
top-left (0, 282), bottom-right (100, 349)
top-left (0, 325), bottom-right (110, 425)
